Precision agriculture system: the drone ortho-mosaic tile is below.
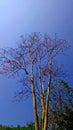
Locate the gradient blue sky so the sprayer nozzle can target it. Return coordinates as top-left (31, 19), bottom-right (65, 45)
top-left (0, 0), bottom-right (73, 126)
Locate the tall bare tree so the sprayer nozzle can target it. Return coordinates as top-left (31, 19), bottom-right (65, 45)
top-left (0, 33), bottom-right (69, 130)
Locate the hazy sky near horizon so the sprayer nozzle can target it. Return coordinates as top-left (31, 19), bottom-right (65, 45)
top-left (0, 0), bottom-right (73, 126)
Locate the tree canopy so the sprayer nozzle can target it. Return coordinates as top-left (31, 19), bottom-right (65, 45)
top-left (0, 32), bottom-right (71, 130)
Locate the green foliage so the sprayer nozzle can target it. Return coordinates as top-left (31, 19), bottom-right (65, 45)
top-left (48, 80), bottom-right (73, 130)
top-left (0, 122), bottom-right (35, 130)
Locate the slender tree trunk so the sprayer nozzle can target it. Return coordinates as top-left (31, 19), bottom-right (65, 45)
top-left (38, 66), bottom-right (45, 130)
top-left (43, 82), bottom-right (51, 130)
top-left (43, 53), bottom-right (52, 130)
top-left (40, 81), bottom-right (45, 130)
top-left (31, 80), bottom-right (39, 130)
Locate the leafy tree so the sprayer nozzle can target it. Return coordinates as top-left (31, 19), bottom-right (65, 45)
top-left (0, 123), bottom-right (34, 130)
top-left (0, 32), bottom-right (69, 130)
top-left (47, 80), bottom-right (73, 130)
top-left (25, 122), bottom-right (35, 130)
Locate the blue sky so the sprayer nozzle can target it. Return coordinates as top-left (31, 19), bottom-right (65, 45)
top-left (0, 0), bottom-right (73, 126)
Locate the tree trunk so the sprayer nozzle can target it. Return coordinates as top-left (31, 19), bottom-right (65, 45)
top-left (43, 85), bottom-right (50, 130)
top-left (43, 67), bottom-right (52, 130)
top-left (31, 80), bottom-right (39, 130)
top-left (40, 81), bottom-right (45, 130)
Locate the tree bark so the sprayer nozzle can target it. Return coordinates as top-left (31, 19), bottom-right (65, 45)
top-left (31, 80), bottom-right (39, 130)
top-left (40, 81), bottom-right (45, 130)
top-left (43, 82), bottom-right (51, 130)
top-left (43, 53), bottom-right (52, 130)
